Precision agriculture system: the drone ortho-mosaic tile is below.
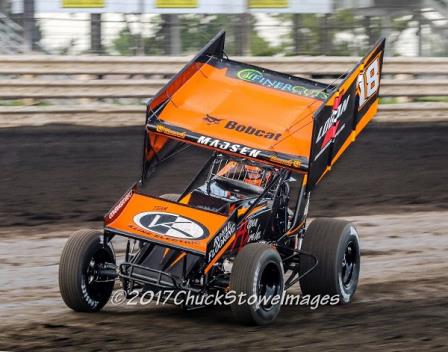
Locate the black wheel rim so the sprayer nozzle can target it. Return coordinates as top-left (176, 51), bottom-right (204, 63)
top-left (257, 262), bottom-right (282, 311)
top-left (341, 241), bottom-right (358, 288)
top-left (84, 248), bottom-right (115, 301)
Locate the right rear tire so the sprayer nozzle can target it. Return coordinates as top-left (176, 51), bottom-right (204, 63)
top-left (299, 218), bottom-right (360, 304)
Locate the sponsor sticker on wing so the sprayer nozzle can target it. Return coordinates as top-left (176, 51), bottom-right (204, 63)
top-left (133, 211), bottom-right (209, 240)
top-left (233, 68), bottom-right (329, 100)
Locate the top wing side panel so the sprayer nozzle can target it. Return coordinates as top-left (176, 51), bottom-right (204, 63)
top-left (307, 38), bottom-right (386, 189)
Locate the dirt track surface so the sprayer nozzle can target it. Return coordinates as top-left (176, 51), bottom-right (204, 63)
top-left (1, 122), bottom-right (447, 228)
top-left (0, 121), bottom-right (447, 351)
top-left (0, 211), bottom-right (447, 351)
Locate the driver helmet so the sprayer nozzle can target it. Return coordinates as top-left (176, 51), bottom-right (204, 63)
top-left (244, 165), bottom-right (263, 186)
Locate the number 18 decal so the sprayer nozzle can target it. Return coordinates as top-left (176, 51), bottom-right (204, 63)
top-left (357, 54), bottom-right (381, 109)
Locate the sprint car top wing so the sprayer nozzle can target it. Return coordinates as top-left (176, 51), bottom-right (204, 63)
top-left (143, 31), bottom-right (385, 185)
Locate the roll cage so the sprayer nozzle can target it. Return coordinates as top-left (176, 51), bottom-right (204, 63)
top-left (104, 146), bottom-right (312, 301)
top-left (139, 148), bottom-right (306, 233)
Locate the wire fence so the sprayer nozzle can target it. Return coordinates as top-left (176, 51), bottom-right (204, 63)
top-left (4, 11), bottom-right (448, 56)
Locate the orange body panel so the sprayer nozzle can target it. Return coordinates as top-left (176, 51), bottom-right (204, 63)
top-left (157, 63), bottom-right (322, 160)
top-left (106, 193), bottom-right (228, 254)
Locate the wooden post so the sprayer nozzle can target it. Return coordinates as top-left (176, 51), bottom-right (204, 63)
top-left (235, 13), bottom-right (250, 56)
top-left (0, 0), bottom-right (8, 13)
top-left (161, 14), bottom-right (181, 56)
top-left (364, 16), bottom-right (373, 46)
top-left (320, 14), bottom-right (331, 54)
top-left (90, 13), bottom-right (103, 55)
top-left (416, 9), bottom-right (423, 56)
top-left (293, 14), bottom-right (301, 55)
top-left (170, 14), bottom-right (181, 56)
top-left (23, 0), bottom-right (35, 52)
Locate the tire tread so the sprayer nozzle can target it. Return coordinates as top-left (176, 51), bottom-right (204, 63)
top-left (59, 229), bottom-right (113, 312)
top-left (299, 218), bottom-right (352, 297)
top-left (230, 243), bottom-right (283, 325)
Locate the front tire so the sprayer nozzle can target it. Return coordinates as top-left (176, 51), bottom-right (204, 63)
top-left (229, 243), bottom-right (284, 325)
top-left (59, 229), bottom-right (116, 312)
top-left (299, 218), bottom-right (360, 304)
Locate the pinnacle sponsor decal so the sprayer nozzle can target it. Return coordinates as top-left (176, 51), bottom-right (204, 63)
top-left (107, 190), bottom-right (133, 221)
top-left (235, 68), bottom-right (329, 100)
top-left (208, 221), bottom-right (236, 263)
top-left (133, 212), bottom-right (208, 240)
top-left (197, 136), bottom-right (261, 158)
top-left (156, 124), bottom-right (186, 139)
top-left (314, 94), bottom-right (350, 161)
top-left (269, 155), bottom-right (301, 169)
top-left (224, 120), bottom-right (282, 140)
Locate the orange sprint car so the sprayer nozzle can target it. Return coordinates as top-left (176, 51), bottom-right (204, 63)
top-left (59, 31), bottom-right (385, 325)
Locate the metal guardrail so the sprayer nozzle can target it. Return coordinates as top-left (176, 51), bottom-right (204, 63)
top-left (0, 103), bottom-right (447, 128)
top-left (0, 56), bottom-right (448, 76)
top-left (0, 79), bottom-right (446, 98)
top-left (0, 56), bottom-right (447, 101)
top-left (0, 55), bottom-right (447, 126)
